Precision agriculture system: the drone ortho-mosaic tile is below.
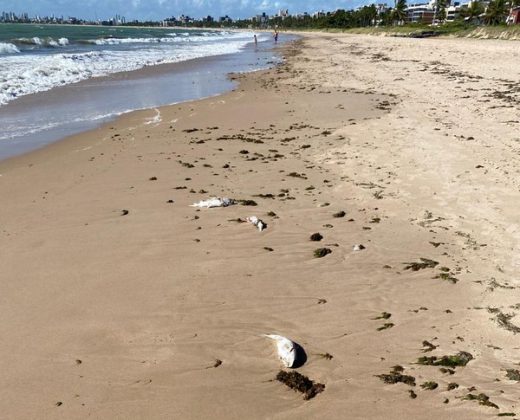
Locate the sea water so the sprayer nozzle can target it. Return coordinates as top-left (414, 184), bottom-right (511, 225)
top-left (0, 24), bottom-right (288, 159)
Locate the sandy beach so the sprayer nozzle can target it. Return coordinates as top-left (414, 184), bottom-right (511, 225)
top-left (1, 34), bottom-right (519, 419)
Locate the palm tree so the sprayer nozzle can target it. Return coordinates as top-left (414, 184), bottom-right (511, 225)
top-left (461, 0), bottom-right (484, 22)
top-left (435, 0), bottom-right (448, 21)
top-left (392, 0), bottom-right (408, 24)
top-left (485, 0), bottom-right (508, 24)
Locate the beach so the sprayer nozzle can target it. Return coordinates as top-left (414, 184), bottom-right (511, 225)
top-left (0, 33), bottom-right (519, 419)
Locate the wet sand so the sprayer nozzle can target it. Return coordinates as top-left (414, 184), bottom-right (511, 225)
top-left (0, 35), bottom-right (519, 419)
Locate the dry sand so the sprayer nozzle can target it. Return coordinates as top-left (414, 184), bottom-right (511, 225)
top-left (0, 34), bottom-right (519, 419)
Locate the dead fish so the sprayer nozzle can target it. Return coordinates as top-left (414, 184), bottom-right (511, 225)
top-left (190, 197), bottom-right (235, 208)
top-left (246, 216), bottom-right (266, 232)
top-left (264, 334), bottom-right (297, 368)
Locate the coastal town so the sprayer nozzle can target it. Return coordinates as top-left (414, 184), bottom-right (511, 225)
top-left (1, 0), bottom-right (519, 27)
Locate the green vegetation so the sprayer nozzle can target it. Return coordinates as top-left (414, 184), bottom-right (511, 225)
top-left (377, 365), bottom-right (416, 386)
top-left (417, 351), bottom-right (473, 367)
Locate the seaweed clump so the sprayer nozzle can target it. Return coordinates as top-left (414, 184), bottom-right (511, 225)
top-left (373, 312), bottom-right (392, 320)
top-left (333, 211), bottom-right (346, 218)
top-left (417, 351), bottom-right (473, 367)
top-left (276, 371), bottom-right (325, 400)
top-left (314, 248), bottom-right (332, 258)
top-left (421, 340), bottom-right (438, 352)
top-left (488, 308), bottom-right (520, 334)
top-left (403, 258), bottom-right (439, 271)
top-left (376, 365), bottom-right (416, 386)
top-left (421, 381), bottom-right (438, 390)
top-left (238, 199), bottom-right (258, 206)
top-left (505, 369), bottom-right (520, 381)
top-left (377, 323), bottom-right (394, 331)
top-left (434, 272), bottom-right (459, 284)
top-left (310, 233), bottom-right (323, 242)
top-left (463, 393), bottom-right (499, 409)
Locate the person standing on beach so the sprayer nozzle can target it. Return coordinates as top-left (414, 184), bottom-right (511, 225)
top-left (273, 31), bottom-right (279, 43)
top-left (254, 34), bottom-right (258, 46)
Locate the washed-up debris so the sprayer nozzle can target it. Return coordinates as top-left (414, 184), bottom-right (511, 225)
top-left (353, 244), bottom-right (366, 252)
top-left (206, 359), bottom-right (222, 369)
top-left (314, 248), bottom-right (332, 258)
top-left (316, 353), bottom-right (333, 360)
top-left (421, 381), bottom-right (438, 390)
top-left (463, 393), bottom-right (499, 409)
top-left (404, 258), bottom-right (439, 271)
top-left (488, 308), bottom-right (520, 334)
top-left (238, 199), bottom-right (258, 206)
top-left (377, 365), bottom-right (416, 386)
top-left (276, 371), bottom-right (325, 400)
top-left (264, 334), bottom-right (301, 368)
top-left (505, 369), bottom-right (520, 381)
top-left (422, 340), bottom-right (438, 352)
top-left (190, 197), bottom-right (235, 208)
top-left (417, 351), bottom-right (473, 367)
top-left (246, 216), bottom-right (266, 232)
top-left (373, 312), bottom-right (392, 320)
top-left (377, 323), bottom-right (394, 331)
top-left (310, 233), bottom-right (323, 242)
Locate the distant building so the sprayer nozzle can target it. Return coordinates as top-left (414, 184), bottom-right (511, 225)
top-left (406, 2), bottom-right (435, 23)
top-left (252, 12), bottom-right (268, 27)
top-left (278, 9), bottom-right (289, 18)
top-left (445, 2), bottom-right (462, 22)
top-left (508, 6), bottom-right (520, 24)
top-left (376, 3), bottom-right (390, 15)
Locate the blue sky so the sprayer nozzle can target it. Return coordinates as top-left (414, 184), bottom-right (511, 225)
top-left (0, 0), bottom-right (365, 21)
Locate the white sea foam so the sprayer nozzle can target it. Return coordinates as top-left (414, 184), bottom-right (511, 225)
top-left (0, 31), bottom-right (257, 106)
top-left (0, 42), bottom-right (20, 54)
top-left (0, 109), bottom-right (133, 142)
top-left (12, 36), bottom-right (69, 47)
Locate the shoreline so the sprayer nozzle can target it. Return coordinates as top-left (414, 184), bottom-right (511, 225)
top-left (0, 32), bottom-right (291, 161)
top-left (1, 33), bottom-right (519, 419)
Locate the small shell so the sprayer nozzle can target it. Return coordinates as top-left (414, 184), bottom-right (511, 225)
top-left (353, 244), bottom-right (366, 251)
top-left (264, 334), bottom-right (297, 368)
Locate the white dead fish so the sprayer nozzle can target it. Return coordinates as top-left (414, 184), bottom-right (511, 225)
top-left (264, 334), bottom-right (297, 368)
top-left (353, 244), bottom-right (366, 251)
top-left (246, 216), bottom-right (266, 232)
top-left (190, 197), bottom-right (235, 208)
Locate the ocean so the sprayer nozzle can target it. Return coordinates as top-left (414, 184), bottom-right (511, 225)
top-left (0, 24), bottom-right (287, 159)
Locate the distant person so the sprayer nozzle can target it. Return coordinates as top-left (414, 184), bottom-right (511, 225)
top-left (254, 34), bottom-right (258, 46)
top-left (273, 31), bottom-right (279, 43)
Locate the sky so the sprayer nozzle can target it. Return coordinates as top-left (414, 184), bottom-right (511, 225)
top-left (0, 0), bottom-right (366, 21)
